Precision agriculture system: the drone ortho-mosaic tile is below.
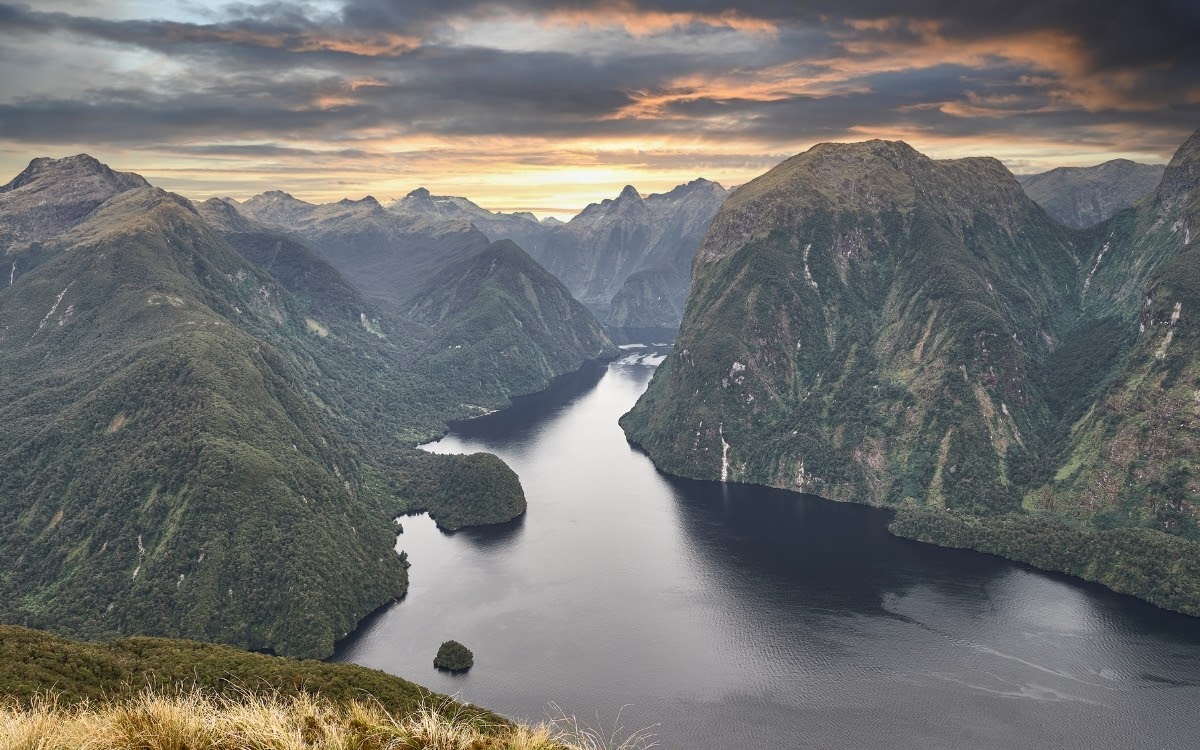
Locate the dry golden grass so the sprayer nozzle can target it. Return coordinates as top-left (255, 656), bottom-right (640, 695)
top-left (0, 689), bottom-right (656, 750)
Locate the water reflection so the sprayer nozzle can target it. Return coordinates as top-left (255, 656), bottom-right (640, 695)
top-left (335, 347), bottom-right (1200, 750)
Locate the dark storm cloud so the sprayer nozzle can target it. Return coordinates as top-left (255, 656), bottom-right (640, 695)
top-left (330, 0), bottom-right (1200, 70)
top-left (0, 0), bottom-right (1194, 181)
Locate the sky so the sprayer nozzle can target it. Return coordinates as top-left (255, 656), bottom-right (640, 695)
top-left (0, 1), bottom-right (1197, 218)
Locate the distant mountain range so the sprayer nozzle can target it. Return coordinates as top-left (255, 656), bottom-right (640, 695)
top-left (0, 155), bottom-right (614, 658)
top-left (624, 131), bottom-right (1200, 617)
top-left (236, 179), bottom-right (729, 330)
top-left (1018, 159), bottom-right (1165, 228)
top-left (525, 180), bottom-right (730, 328)
top-left (1, 141), bottom-right (1187, 658)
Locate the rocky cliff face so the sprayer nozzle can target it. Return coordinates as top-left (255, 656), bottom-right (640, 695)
top-left (0, 155), bottom-right (149, 250)
top-left (623, 132), bottom-right (1200, 616)
top-left (1018, 159), bottom-right (1165, 229)
top-left (624, 139), bottom-right (1079, 509)
top-left (532, 179), bottom-right (728, 327)
top-left (1030, 131), bottom-right (1200, 534)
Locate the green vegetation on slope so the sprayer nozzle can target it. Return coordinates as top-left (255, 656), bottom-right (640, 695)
top-left (0, 160), bottom-right (604, 658)
top-left (0, 624), bottom-right (450, 715)
top-left (623, 132), bottom-right (1200, 616)
top-left (399, 452), bottom-right (526, 531)
top-left (1026, 131), bottom-right (1200, 540)
top-left (624, 141), bottom-right (1079, 513)
top-left (405, 239), bottom-right (618, 402)
top-left (0, 625), bottom-right (656, 750)
top-left (0, 189), bottom-right (409, 658)
top-left (890, 508), bottom-right (1200, 616)
top-left (1018, 159), bottom-right (1165, 229)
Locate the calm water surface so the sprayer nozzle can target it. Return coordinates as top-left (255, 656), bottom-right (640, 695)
top-left (335, 348), bottom-right (1200, 749)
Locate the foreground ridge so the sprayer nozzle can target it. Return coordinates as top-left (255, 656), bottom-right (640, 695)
top-left (0, 624), bottom-right (656, 750)
top-left (1, 691), bottom-right (564, 750)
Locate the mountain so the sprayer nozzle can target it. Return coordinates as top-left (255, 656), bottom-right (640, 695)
top-left (240, 191), bottom-right (492, 308)
top-left (530, 179), bottom-right (729, 328)
top-left (238, 188), bottom-right (617, 399)
top-left (388, 187), bottom-right (549, 256)
top-left (622, 134), bottom-right (1200, 616)
top-left (1028, 131), bottom-right (1200, 534)
top-left (0, 154), bottom-right (148, 251)
top-left (625, 139), bottom-right (1079, 506)
top-left (0, 185), bottom-right (410, 658)
top-left (380, 180), bottom-right (729, 329)
top-left (405, 239), bottom-right (616, 400)
top-left (0, 158), bottom-right (553, 658)
top-left (1018, 159), bottom-right (1165, 228)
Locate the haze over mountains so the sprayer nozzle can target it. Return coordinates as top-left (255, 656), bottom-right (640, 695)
top-left (0, 136), bottom-right (1193, 665)
top-left (0, 154), bottom-right (612, 657)
top-left (1018, 160), bottom-right (1167, 228)
top-left (624, 129), bottom-right (1200, 616)
top-left (235, 179), bottom-right (729, 330)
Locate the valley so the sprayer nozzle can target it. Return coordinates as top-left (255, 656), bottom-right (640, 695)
top-left (3, 4), bottom-right (1197, 747)
top-left (622, 131), bottom-right (1200, 620)
top-left (1, 118), bottom-right (1197, 750)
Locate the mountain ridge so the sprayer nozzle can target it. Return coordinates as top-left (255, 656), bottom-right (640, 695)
top-left (1018, 158), bottom-right (1166, 228)
top-left (622, 131), bottom-right (1200, 615)
top-left (0, 156), bottom-right (613, 657)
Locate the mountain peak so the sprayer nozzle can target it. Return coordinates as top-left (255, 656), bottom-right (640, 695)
top-left (0, 154), bottom-right (152, 244)
top-left (617, 185), bottom-right (642, 201)
top-left (2, 153), bottom-right (149, 194)
top-left (197, 197), bottom-right (257, 233)
top-left (698, 138), bottom-right (1032, 265)
top-left (1157, 128), bottom-right (1200, 202)
top-left (656, 177), bottom-right (728, 201)
top-left (336, 196), bottom-right (381, 208)
top-left (406, 187), bottom-right (432, 200)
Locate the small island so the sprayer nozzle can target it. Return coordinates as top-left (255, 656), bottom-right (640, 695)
top-left (433, 640), bottom-right (474, 672)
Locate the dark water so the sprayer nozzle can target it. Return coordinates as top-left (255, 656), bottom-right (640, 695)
top-left (335, 347), bottom-right (1200, 749)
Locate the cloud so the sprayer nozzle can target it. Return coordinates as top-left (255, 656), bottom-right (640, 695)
top-left (0, 0), bottom-right (1194, 212)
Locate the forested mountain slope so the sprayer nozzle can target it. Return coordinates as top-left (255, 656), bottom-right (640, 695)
top-left (0, 186), bottom-right (406, 658)
top-left (233, 191), bottom-right (617, 398)
top-left (529, 180), bottom-right (728, 327)
top-left (0, 157), bottom-right (617, 657)
top-left (623, 132), bottom-right (1200, 616)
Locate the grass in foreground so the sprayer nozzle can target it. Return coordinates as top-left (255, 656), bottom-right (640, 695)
top-left (0, 689), bottom-right (658, 750)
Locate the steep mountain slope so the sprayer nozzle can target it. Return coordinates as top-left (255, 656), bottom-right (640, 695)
top-left (624, 134), bottom-right (1200, 616)
top-left (0, 154), bottom-right (149, 251)
top-left (241, 191), bottom-right (493, 308)
top-left (251, 180), bottom-right (727, 331)
top-left (1030, 131), bottom-right (1200, 535)
top-left (1019, 159), bottom-right (1165, 228)
top-left (530, 180), bottom-right (728, 327)
top-left (625, 140), bottom-right (1079, 509)
top-left (0, 161), bottom-right (544, 658)
top-left (238, 189), bottom-right (617, 399)
top-left (406, 239), bottom-right (616, 400)
top-left (0, 187), bottom-right (407, 658)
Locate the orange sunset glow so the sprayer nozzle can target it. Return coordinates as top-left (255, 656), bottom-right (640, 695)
top-left (0, 1), bottom-right (1195, 215)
